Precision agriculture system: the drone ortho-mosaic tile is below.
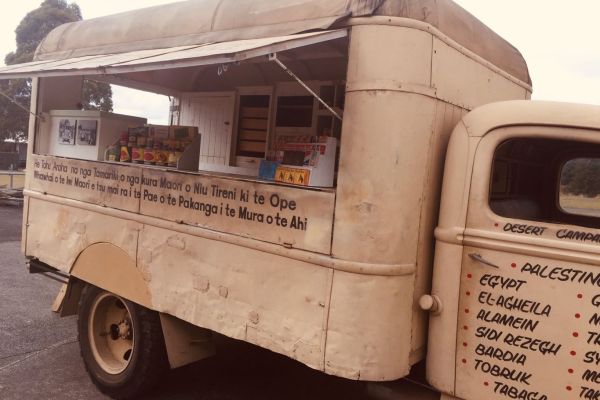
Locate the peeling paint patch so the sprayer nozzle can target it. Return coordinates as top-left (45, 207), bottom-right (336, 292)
top-left (218, 286), bottom-right (229, 298)
top-left (248, 311), bottom-right (260, 325)
top-left (75, 223), bottom-right (86, 235)
top-left (140, 270), bottom-right (153, 283)
top-left (193, 276), bottom-right (210, 293)
top-left (139, 250), bottom-right (153, 265)
top-left (167, 235), bottom-right (186, 250)
top-left (355, 202), bottom-right (374, 214)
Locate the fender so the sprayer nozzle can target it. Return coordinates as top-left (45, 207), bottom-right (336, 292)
top-left (56, 242), bottom-right (215, 369)
top-left (70, 242), bottom-right (152, 308)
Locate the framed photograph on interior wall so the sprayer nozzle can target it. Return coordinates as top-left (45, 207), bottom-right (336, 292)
top-left (77, 120), bottom-right (98, 146)
top-left (58, 118), bottom-right (76, 145)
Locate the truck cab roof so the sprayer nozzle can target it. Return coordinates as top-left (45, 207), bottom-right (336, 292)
top-left (461, 100), bottom-right (600, 137)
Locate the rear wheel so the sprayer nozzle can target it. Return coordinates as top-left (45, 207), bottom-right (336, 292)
top-left (78, 285), bottom-right (168, 399)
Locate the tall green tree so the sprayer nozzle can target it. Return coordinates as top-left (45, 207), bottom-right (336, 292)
top-left (0, 0), bottom-right (113, 149)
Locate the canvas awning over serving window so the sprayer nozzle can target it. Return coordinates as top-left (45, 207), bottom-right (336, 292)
top-left (0, 29), bottom-right (347, 80)
top-left (0, 0), bottom-right (530, 86)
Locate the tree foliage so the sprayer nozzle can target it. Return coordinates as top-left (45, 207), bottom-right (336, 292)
top-left (561, 158), bottom-right (600, 198)
top-left (82, 80), bottom-right (113, 112)
top-left (6, 0), bottom-right (82, 66)
top-left (0, 0), bottom-right (112, 147)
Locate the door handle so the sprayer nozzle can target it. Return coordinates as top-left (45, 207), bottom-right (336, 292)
top-left (468, 253), bottom-right (499, 269)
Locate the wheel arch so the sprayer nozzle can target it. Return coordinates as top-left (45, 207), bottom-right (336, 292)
top-left (62, 242), bottom-right (152, 314)
top-left (57, 242), bottom-right (216, 370)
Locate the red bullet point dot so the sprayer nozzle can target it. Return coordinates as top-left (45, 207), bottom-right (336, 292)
top-left (577, 293), bottom-right (583, 299)
top-left (484, 382), bottom-right (489, 387)
top-left (573, 332), bottom-right (579, 338)
top-left (568, 368), bottom-right (574, 374)
top-left (462, 359), bottom-right (467, 364)
top-left (467, 273), bottom-right (472, 279)
top-left (494, 223), bottom-right (499, 227)
top-left (466, 291), bottom-right (471, 296)
top-left (463, 325), bottom-right (468, 330)
top-left (463, 342), bottom-right (468, 347)
top-left (511, 263), bottom-right (517, 268)
top-left (570, 350), bottom-right (577, 356)
top-left (567, 386), bottom-right (572, 391)
top-left (576, 313), bottom-right (581, 319)
top-left (465, 309), bottom-right (470, 313)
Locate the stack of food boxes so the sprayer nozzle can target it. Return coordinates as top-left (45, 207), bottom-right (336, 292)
top-left (111, 125), bottom-right (198, 168)
top-left (259, 135), bottom-right (337, 187)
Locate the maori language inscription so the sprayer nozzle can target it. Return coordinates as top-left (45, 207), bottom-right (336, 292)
top-left (30, 155), bottom-right (335, 254)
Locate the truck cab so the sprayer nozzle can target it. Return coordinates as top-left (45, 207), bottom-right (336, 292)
top-left (429, 101), bottom-right (600, 399)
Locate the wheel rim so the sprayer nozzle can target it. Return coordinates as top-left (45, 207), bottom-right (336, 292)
top-left (88, 292), bottom-right (135, 375)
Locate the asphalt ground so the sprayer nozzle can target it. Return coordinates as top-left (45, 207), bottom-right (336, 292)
top-left (0, 203), bottom-right (437, 400)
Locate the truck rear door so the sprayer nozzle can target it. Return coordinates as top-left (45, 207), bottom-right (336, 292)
top-left (456, 126), bottom-right (600, 400)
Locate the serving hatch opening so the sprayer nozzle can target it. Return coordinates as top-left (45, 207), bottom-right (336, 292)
top-left (24, 30), bottom-right (349, 189)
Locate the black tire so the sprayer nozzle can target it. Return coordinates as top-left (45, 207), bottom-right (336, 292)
top-left (78, 285), bottom-right (169, 399)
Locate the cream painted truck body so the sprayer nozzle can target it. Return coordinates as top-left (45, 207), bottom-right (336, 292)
top-left (10, 1), bottom-right (599, 399)
top-left (428, 101), bottom-right (600, 400)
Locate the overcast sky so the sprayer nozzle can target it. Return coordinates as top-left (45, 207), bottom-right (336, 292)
top-left (455, 0), bottom-right (600, 106)
top-left (0, 0), bottom-right (179, 124)
top-left (0, 0), bottom-right (599, 124)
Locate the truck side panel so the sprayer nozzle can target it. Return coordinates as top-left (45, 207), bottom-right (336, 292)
top-left (325, 270), bottom-right (415, 380)
top-left (335, 23), bottom-right (530, 373)
top-left (26, 197), bottom-right (335, 371)
top-left (138, 224), bottom-right (334, 371)
top-left (26, 197), bottom-right (140, 271)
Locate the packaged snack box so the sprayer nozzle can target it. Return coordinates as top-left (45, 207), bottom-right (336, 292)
top-left (170, 126), bottom-right (198, 140)
top-left (148, 124), bottom-right (170, 140)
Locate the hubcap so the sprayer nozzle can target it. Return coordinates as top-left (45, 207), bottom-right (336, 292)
top-left (88, 292), bottom-right (135, 374)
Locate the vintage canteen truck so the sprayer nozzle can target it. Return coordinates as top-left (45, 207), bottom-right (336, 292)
top-left (2, 0), bottom-right (599, 399)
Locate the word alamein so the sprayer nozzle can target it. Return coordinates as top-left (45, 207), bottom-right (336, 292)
top-left (476, 308), bottom-right (539, 332)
